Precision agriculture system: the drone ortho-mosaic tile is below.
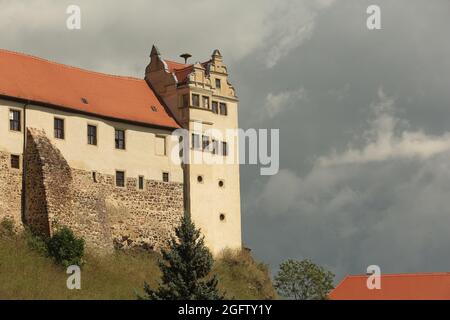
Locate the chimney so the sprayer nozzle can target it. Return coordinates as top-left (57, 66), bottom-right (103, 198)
top-left (180, 53), bottom-right (192, 64)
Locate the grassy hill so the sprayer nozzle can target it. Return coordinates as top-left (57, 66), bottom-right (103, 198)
top-left (0, 225), bottom-right (277, 300)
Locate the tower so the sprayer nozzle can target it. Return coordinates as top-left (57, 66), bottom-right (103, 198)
top-left (145, 46), bottom-right (242, 255)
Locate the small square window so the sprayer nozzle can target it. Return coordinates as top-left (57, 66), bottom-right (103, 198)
top-left (219, 103), bottom-right (228, 116)
top-left (115, 129), bottom-right (125, 149)
top-left (54, 118), bottom-right (65, 139)
top-left (162, 172), bottom-right (169, 182)
top-left (116, 171), bottom-right (125, 187)
top-left (9, 110), bottom-right (21, 131)
top-left (138, 176), bottom-right (144, 190)
top-left (10, 155), bottom-right (20, 169)
top-left (215, 78), bottom-right (221, 89)
top-left (192, 94), bottom-right (200, 107)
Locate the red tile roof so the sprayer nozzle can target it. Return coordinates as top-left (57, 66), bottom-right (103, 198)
top-left (164, 59), bottom-right (211, 84)
top-left (0, 49), bottom-right (180, 129)
top-left (329, 272), bottom-right (450, 300)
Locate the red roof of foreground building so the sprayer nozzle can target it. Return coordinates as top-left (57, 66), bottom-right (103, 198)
top-left (0, 49), bottom-right (179, 129)
top-left (329, 272), bottom-right (450, 300)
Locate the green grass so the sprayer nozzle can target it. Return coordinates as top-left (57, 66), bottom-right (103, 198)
top-left (0, 227), bottom-right (276, 300)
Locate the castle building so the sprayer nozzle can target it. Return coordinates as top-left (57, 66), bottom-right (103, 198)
top-left (0, 46), bottom-right (241, 255)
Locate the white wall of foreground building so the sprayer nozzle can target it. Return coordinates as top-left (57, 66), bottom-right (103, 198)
top-left (0, 98), bottom-right (183, 183)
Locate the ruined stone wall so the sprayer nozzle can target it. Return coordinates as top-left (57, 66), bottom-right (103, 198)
top-left (0, 151), bottom-right (22, 231)
top-left (22, 128), bottom-right (184, 253)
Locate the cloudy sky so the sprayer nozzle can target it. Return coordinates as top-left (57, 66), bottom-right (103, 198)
top-left (2, 0), bottom-right (450, 282)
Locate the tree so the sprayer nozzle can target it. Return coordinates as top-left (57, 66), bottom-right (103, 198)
top-left (274, 259), bottom-right (334, 300)
top-left (141, 214), bottom-right (223, 300)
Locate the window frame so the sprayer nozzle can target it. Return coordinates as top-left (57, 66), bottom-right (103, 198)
top-left (115, 170), bottom-right (126, 188)
top-left (162, 172), bottom-right (170, 183)
top-left (202, 96), bottom-right (210, 109)
top-left (9, 109), bottom-right (21, 132)
top-left (219, 102), bottom-right (228, 116)
top-left (192, 133), bottom-right (201, 150)
top-left (87, 124), bottom-right (98, 146)
top-left (115, 128), bottom-right (126, 150)
top-left (212, 139), bottom-right (219, 155)
top-left (181, 94), bottom-right (190, 108)
top-left (155, 135), bottom-right (167, 156)
top-left (222, 141), bottom-right (228, 156)
top-left (138, 175), bottom-right (145, 190)
top-left (202, 135), bottom-right (210, 151)
top-left (54, 117), bottom-right (65, 140)
top-left (10, 154), bottom-right (20, 170)
top-left (192, 94), bottom-right (200, 107)
top-left (211, 101), bottom-right (218, 114)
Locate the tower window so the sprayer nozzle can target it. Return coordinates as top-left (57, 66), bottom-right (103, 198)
top-left (222, 141), bottom-right (228, 156)
top-left (116, 171), bottom-right (125, 187)
top-left (219, 103), bottom-right (228, 116)
top-left (218, 180), bottom-right (224, 188)
top-left (182, 94), bottom-right (189, 108)
top-left (54, 118), bottom-right (65, 139)
top-left (211, 101), bottom-right (218, 114)
top-left (162, 172), bottom-right (169, 182)
top-left (9, 110), bottom-right (21, 131)
top-left (215, 78), bottom-right (221, 89)
top-left (202, 135), bottom-right (210, 151)
top-left (212, 139), bottom-right (219, 155)
top-left (197, 175), bottom-right (203, 183)
top-left (192, 133), bottom-right (201, 150)
top-left (138, 176), bottom-right (144, 190)
top-left (87, 125), bottom-right (97, 145)
top-left (10, 155), bottom-right (20, 169)
top-left (202, 96), bottom-right (210, 109)
top-left (219, 213), bottom-right (226, 221)
top-left (115, 129), bottom-right (125, 149)
top-left (192, 94), bottom-right (200, 107)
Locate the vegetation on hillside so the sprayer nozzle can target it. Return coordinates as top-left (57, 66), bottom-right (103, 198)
top-left (141, 214), bottom-right (223, 300)
top-left (0, 219), bottom-right (276, 300)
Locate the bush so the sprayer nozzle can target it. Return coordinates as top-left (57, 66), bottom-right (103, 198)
top-left (0, 218), bottom-right (14, 235)
top-left (24, 228), bottom-right (48, 255)
top-left (47, 227), bottom-right (85, 267)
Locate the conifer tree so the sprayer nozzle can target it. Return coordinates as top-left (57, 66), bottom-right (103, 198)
top-left (141, 214), bottom-right (223, 300)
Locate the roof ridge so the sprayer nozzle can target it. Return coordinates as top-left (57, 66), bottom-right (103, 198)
top-left (347, 272), bottom-right (450, 278)
top-left (0, 48), bottom-right (144, 82)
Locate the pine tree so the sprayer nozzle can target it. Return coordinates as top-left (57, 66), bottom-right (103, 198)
top-left (141, 214), bottom-right (224, 300)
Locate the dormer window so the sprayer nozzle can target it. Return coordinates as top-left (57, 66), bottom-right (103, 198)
top-left (215, 78), bottom-right (221, 89)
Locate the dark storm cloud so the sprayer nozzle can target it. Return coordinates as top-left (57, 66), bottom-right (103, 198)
top-left (3, 0), bottom-right (450, 282)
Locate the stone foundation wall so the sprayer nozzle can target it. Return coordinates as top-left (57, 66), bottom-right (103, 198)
top-left (0, 151), bottom-right (23, 231)
top-left (21, 128), bottom-right (184, 253)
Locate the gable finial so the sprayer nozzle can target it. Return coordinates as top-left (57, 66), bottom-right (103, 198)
top-left (150, 45), bottom-right (161, 58)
